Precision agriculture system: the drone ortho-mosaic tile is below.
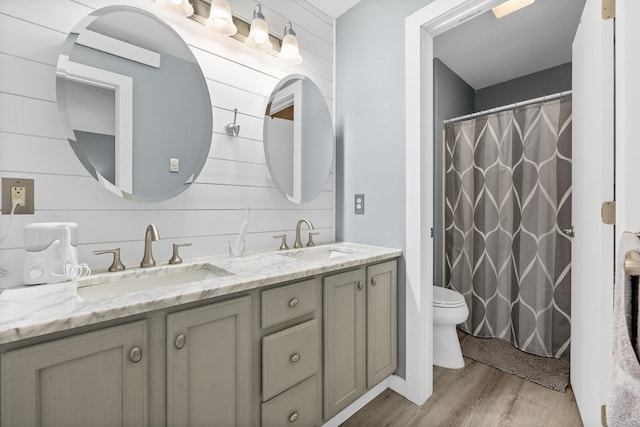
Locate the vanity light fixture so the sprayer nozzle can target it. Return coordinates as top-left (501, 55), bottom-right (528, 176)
top-left (158, 0), bottom-right (194, 17)
top-left (205, 0), bottom-right (237, 36)
top-left (277, 22), bottom-right (302, 65)
top-left (244, 4), bottom-right (273, 51)
top-left (492, 0), bottom-right (535, 19)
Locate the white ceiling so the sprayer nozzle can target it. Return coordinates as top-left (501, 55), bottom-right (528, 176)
top-left (303, 0), bottom-right (362, 19)
top-left (434, 0), bottom-right (585, 89)
top-left (308, 0), bottom-right (585, 91)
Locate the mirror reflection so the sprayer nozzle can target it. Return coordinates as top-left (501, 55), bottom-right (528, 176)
top-left (263, 75), bottom-right (333, 204)
top-left (56, 6), bottom-right (212, 202)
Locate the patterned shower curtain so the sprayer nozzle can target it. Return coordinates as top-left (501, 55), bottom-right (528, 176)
top-left (444, 97), bottom-right (572, 359)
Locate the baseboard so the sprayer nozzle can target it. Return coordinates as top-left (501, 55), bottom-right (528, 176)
top-left (321, 379), bottom-right (390, 427)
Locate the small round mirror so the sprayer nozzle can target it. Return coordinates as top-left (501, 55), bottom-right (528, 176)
top-left (56, 6), bottom-right (212, 202)
top-left (263, 75), bottom-right (333, 204)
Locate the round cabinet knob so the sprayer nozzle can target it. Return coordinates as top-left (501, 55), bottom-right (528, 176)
top-left (175, 334), bottom-right (186, 350)
top-left (372, 277), bottom-right (377, 286)
top-left (129, 347), bottom-right (142, 363)
top-left (288, 412), bottom-right (299, 423)
top-left (288, 298), bottom-right (299, 308)
top-left (290, 353), bottom-right (301, 363)
top-left (357, 281), bottom-right (364, 290)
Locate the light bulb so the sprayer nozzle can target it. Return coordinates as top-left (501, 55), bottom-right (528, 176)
top-left (250, 18), bottom-right (268, 44)
top-left (205, 0), bottom-right (237, 36)
top-left (245, 5), bottom-right (271, 50)
top-left (277, 23), bottom-right (302, 65)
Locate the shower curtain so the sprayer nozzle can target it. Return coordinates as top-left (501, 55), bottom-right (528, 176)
top-left (444, 97), bottom-right (572, 359)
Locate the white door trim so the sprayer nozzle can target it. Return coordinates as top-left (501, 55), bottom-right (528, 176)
top-left (401, 0), bottom-right (503, 405)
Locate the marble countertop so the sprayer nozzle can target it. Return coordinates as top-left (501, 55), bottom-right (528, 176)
top-left (0, 242), bottom-right (401, 345)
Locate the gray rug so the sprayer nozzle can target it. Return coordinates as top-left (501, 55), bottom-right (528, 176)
top-left (460, 335), bottom-right (570, 392)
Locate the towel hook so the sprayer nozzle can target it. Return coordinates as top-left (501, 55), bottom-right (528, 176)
top-left (225, 108), bottom-right (240, 137)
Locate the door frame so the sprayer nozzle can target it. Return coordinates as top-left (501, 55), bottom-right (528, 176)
top-left (401, 0), bottom-right (505, 405)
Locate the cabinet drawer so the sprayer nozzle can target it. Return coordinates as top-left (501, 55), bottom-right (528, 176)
top-left (262, 319), bottom-right (319, 401)
top-left (262, 375), bottom-right (319, 427)
top-left (261, 279), bottom-right (317, 328)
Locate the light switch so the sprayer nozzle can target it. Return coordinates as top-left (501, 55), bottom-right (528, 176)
top-left (170, 158), bottom-right (180, 173)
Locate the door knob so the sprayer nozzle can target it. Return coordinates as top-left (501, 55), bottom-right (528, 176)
top-left (562, 227), bottom-right (575, 237)
top-left (175, 333), bottom-right (186, 349)
top-left (129, 347), bottom-right (142, 363)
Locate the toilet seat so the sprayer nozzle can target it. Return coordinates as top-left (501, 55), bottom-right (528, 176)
top-left (433, 286), bottom-right (466, 308)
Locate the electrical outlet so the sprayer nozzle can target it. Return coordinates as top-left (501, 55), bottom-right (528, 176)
top-left (355, 193), bottom-right (365, 214)
top-left (11, 186), bottom-right (26, 207)
top-left (2, 178), bottom-right (34, 214)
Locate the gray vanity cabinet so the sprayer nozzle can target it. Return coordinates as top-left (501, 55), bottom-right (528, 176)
top-left (323, 260), bottom-right (397, 420)
top-left (323, 268), bottom-right (367, 419)
top-left (0, 320), bottom-right (148, 427)
top-left (166, 295), bottom-right (252, 427)
top-left (366, 261), bottom-right (398, 387)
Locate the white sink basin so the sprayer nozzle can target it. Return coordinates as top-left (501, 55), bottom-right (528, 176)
top-left (77, 263), bottom-right (232, 301)
top-left (280, 246), bottom-right (355, 262)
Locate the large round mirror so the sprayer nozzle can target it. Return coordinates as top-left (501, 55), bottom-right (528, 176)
top-left (264, 75), bottom-right (333, 204)
top-left (56, 6), bottom-right (212, 202)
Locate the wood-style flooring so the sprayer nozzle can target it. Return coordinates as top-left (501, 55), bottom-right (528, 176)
top-left (340, 357), bottom-right (583, 427)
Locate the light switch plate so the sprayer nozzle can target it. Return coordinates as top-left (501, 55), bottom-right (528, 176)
top-left (355, 193), bottom-right (364, 214)
top-left (2, 177), bottom-right (34, 214)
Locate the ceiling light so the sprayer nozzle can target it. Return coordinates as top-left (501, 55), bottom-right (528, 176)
top-left (158, 0), bottom-right (194, 17)
top-left (245, 4), bottom-right (272, 51)
top-left (492, 0), bottom-right (534, 19)
top-left (277, 22), bottom-right (302, 65)
top-left (205, 0), bottom-right (237, 36)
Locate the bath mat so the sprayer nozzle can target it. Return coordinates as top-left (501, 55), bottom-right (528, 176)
top-left (460, 335), bottom-right (570, 392)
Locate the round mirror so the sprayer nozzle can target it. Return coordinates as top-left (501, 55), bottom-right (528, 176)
top-left (264, 75), bottom-right (333, 204)
top-left (56, 6), bottom-right (212, 202)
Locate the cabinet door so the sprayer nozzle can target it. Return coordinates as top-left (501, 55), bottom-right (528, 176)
top-left (1, 320), bottom-right (148, 427)
top-left (323, 269), bottom-right (366, 420)
top-left (367, 260), bottom-right (397, 387)
top-left (167, 296), bottom-right (251, 427)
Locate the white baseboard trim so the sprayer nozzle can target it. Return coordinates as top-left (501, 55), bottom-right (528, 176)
top-left (388, 374), bottom-right (407, 396)
top-left (321, 379), bottom-right (390, 427)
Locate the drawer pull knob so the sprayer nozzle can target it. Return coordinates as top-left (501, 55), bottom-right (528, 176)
top-left (290, 353), bottom-right (301, 363)
top-left (357, 281), bottom-right (363, 290)
top-left (129, 347), bottom-right (142, 363)
top-left (372, 277), bottom-right (377, 286)
top-left (288, 298), bottom-right (299, 308)
top-left (175, 333), bottom-right (186, 349)
top-left (288, 412), bottom-right (299, 423)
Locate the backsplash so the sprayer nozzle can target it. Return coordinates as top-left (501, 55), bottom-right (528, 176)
top-left (0, 0), bottom-right (334, 288)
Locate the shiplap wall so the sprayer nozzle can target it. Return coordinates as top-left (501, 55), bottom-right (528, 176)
top-left (0, 0), bottom-right (334, 288)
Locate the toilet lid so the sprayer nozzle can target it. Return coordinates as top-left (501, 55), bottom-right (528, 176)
top-left (433, 286), bottom-right (465, 308)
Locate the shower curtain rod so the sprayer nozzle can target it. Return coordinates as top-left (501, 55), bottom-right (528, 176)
top-left (443, 90), bottom-right (572, 125)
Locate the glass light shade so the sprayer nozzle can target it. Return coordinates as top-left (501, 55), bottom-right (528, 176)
top-left (159, 0), bottom-right (194, 17)
top-left (278, 34), bottom-right (302, 65)
top-left (205, 0), bottom-right (237, 36)
top-left (248, 17), bottom-right (269, 44)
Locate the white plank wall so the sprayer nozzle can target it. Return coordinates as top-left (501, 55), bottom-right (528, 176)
top-left (0, 0), bottom-right (334, 288)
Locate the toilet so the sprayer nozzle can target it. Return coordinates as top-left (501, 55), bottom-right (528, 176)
top-left (433, 286), bottom-right (469, 369)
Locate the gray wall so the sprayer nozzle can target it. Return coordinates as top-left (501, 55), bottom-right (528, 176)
top-left (335, 0), bottom-right (432, 378)
top-left (433, 59), bottom-right (475, 286)
top-left (475, 62), bottom-right (572, 111)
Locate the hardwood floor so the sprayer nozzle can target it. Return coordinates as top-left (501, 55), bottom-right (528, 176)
top-left (340, 357), bottom-right (583, 427)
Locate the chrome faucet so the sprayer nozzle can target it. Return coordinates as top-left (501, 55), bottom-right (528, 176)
top-left (294, 219), bottom-right (315, 249)
top-left (140, 224), bottom-right (160, 268)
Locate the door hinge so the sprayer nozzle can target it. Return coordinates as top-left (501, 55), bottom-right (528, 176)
top-left (430, 227), bottom-right (434, 238)
top-left (602, 0), bottom-right (615, 19)
top-left (601, 201), bottom-right (616, 225)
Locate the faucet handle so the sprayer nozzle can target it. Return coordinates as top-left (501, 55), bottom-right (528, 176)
top-left (93, 248), bottom-right (126, 272)
top-left (273, 234), bottom-right (289, 250)
top-left (169, 243), bottom-right (192, 265)
top-left (307, 231), bottom-right (320, 247)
